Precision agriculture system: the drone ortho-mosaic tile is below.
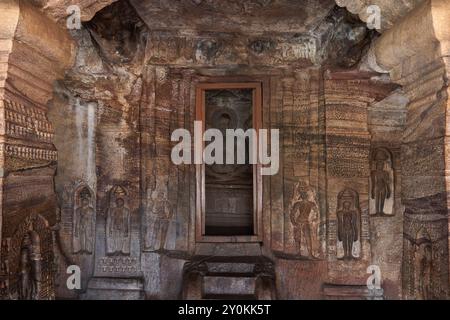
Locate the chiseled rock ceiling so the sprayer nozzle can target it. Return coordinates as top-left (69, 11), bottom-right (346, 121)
top-left (31, 0), bottom-right (426, 33)
top-left (55, 0), bottom-right (383, 113)
top-left (128, 0), bottom-right (336, 35)
top-left (70, 0), bottom-right (376, 68)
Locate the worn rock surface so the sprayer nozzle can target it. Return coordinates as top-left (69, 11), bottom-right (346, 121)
top-left (0, 0), bottom-right (449, 300)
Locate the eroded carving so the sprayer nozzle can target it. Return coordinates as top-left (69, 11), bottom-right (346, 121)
top-left (18, 232), bottom-right (41, 300)
top-left (249, 39), bottom-right (275, 55)
top-left (370, 148), bottom-right (394, 216)
top-left (195, 39), bottom-right (220, 62)
top-left (289, 182), bottom-right (321, 258)
top-left (99, 257), bottom-right (137, 273)
top-left (0, 239), bottom-right (11, 299)
top-left (106, 186), bottom-right (131, 256)
top-left (146, 185), bottom-right (173, 251)
top-left (413, 228), bottom-right (433, 300)
top-left (337, 189), bottom-right (360, 260)
top-left (403, 214), bottom-right (449, 300)
top-left (73, 186), bottom-right (95, 254)
top-left (7, 215), bottom-right (55, 300)
top-left (4, 99), bottom-right (54, 143)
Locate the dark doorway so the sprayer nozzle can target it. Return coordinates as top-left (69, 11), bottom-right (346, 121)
top-left (204, 88), bottom-right (254, 236)
top-left (196, 82), bottom-right (262, 242)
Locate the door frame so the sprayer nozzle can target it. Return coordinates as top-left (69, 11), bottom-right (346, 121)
top-left (195, 82), bottom-right (263, 243)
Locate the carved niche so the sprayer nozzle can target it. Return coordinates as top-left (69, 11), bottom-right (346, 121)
top-left (73, 185), bottom-right (95, 254)
top-left (369, 148), bottom-right (394, 216)
top-left (403, 214), bottom-right (449, 300)
top-left (288, 181), bottom-right (322, 258)
top-left (7, 215), bottom-right (55, 300)
top-left (106, 186), bottom-right (131, 256)
top-left (336, 189), bottom-right (361, 260)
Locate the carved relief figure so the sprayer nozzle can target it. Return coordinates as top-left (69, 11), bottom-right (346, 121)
top-left (7, 215), bottom-right (54, 300)
top-left (289, 182), bottom-right (321, 258)
top-left (106, 186), bottom-right (131, 255)
top-left (0, 239), bottom-right (10, 298)
top-left (19, 245), bottom-right (35, 299)
top-left (147, 186), bottom-right (173, 251)
top-left (370, 148), bottom-right (394, 216)
top-left (414, 228), bottom-right (433, 300)
top-left (337, 189), bottom-right (360, 260)
top-left (73, 186), bottom-right (95, 254)
top-left (18, 232), bottom-right (41, 300)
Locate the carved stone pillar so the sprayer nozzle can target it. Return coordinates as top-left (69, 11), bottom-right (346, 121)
top-left (0, 0), bottom-right (74, 299)
top-left (324, 70), bottom-right (396, 284)
top-left (368, 0), bottom-right (450, 299)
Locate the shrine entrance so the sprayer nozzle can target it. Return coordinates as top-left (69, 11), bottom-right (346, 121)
top-left (195, 82), bottom-right (263, 242)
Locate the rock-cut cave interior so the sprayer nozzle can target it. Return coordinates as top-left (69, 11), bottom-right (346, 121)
top-left (0, 0), bottom-right (449, 301)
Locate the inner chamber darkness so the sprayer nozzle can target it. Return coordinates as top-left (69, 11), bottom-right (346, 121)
top-left (204, 89), bottom-right (254, 236)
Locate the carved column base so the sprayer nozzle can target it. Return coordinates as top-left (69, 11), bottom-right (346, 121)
top-left (82, 277), bottom-right (145, 300)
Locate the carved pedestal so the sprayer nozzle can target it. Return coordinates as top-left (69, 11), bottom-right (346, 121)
top-left (182, 257), bottom-right (276, 300)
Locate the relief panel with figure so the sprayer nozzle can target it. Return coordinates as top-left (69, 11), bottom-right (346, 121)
top-left (288, 181), bottom-right (322, 258)
top-left (370, 148), bottom-right (394, 216)
top-left (106, 186), bottom-right (131, 256)
top-left (336, 189), bottom-right (361, 260)
top-left (73, 186), bottom-right (95, 254)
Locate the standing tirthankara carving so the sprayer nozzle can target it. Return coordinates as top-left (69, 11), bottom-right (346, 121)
top-left (413, 228), bottom-right (433, 300)
top-left (18, 232), bottom-right (42, 300)
top-left (289, 182), bottom-right (321, 258)
top-left (146, 186), bottom-right (174, 251)
top-left (73, 186), bottom-right (95, 254)
top-left (106, 186), bottom-right (131, 255)
top-left (336, 189), bottom-right (360, 260)
top-left (370, 148), bottom-right (394, 216)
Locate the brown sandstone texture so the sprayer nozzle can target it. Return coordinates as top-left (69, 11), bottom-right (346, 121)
top-left (0, 0), bottom-right (449, 300)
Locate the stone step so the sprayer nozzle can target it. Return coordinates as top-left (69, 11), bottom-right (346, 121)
top-left (83, 277), bottom-right (145, 300)
top-left (203, 276), bottom-right (256, 297)
top-left (182, 256), bottom-right (276, 300)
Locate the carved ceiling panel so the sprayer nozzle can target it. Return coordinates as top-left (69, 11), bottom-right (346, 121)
top-left (30, 0), bottom-right (426, 34)
top-left (129, 0), bottom-right (336, 35)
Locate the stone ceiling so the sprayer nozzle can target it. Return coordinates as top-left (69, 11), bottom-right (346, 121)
top-left (30, 0), bottom-right (427, 33)
top-left (128, 0), bottom-right (336, 35)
